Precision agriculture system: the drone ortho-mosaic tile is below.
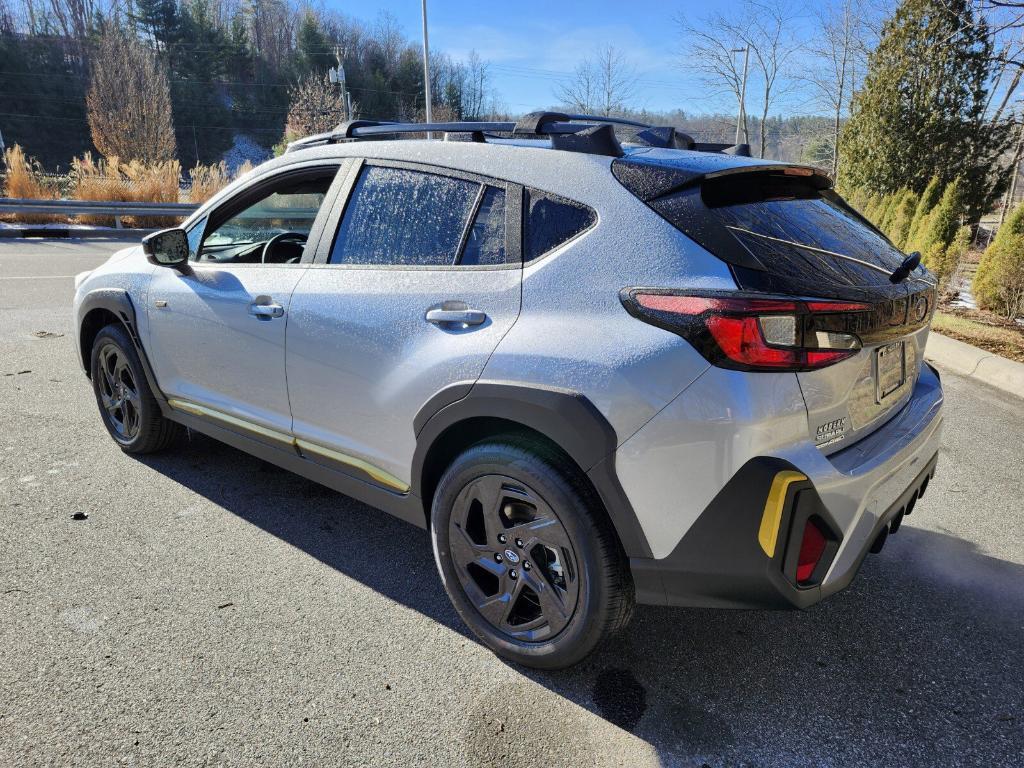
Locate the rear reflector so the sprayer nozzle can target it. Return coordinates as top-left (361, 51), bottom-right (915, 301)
top-left (622, 289), bottom-right (869, 372)
top-left (796, 519), bottom-right (827, 583)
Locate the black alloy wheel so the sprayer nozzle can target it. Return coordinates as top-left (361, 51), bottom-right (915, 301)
top-left (448, 474), bottom-right (580, 641)
top-left (90, 324), bottom-right (180, 454)
top-left (431, 437), bottom-right (634, 669)
top-left (95, 342), bottom-right (142, 442)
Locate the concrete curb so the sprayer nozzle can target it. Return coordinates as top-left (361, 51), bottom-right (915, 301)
top-left (0, 227), bottom-right (153, 240)
top-left (925, 332), bottom-right (1024, 399)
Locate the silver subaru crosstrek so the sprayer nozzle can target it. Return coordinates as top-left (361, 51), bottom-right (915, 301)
top-left (74, 115), bottom-right (943, 669)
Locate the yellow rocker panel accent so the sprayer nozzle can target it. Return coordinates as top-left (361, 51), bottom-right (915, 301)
top-left (167, 398), bottom-right (410, 493)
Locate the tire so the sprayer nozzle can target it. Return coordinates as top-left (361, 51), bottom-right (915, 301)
top-left (431, 436), bottom-right (634, 669)
top-left (89, 323), bottom-right (180, 454)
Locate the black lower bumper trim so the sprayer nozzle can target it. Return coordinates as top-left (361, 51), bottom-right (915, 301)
top-left (631, 451), bottom-right (939, 610)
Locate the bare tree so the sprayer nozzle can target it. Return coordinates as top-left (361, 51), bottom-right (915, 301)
top-left (804, 0), bottom-right (871, 177)
top-left (0, 0), bottom-right (14, 34)
top-left (46, 0), bottom-right (121, 45)
top-left (463, 50), bottom-right (490, 120)
top-left (680, 15), bottom-right (752, 144)
top-left (86, 27), bottom-right (177, 163)
top-left (556, 45), bottom-right (638, 116)
top-left (283, 73), bottom-right (347, 141)
top-left (680, 0), bottom-right (800, 157)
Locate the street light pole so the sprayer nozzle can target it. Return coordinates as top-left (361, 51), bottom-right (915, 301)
top-left (732, 46), bottom-right (750, 146)
top-left (421, 0), bottom-right (433, 139)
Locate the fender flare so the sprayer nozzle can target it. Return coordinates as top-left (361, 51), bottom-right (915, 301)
top-left (412, 381), bottom-right (653, 558)
top-left (77, 288), bottom-right (170, 416)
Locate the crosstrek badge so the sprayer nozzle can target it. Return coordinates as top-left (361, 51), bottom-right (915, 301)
top-left (815, 417), bottom-right (847, 448)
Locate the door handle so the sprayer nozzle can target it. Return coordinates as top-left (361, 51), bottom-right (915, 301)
top-left (249, 301), bottom-right (285, 320)
top-left (425, 308), bottom-right (486, 326)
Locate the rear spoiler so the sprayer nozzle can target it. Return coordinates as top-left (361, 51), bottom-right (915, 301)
top-left (612, 159), bottom-right (831, 203)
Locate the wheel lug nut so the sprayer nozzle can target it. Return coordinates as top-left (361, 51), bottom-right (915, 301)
top-left (523, 561), bottom-right (531, 571)
top-left (494, 553), bottom-right (503, 562)
top-left (497, 534), bottom-right (507, 544)
top-left (515, 538), bottom-right (524, 548)
top-left (509, 569), bottom-right (518, 580)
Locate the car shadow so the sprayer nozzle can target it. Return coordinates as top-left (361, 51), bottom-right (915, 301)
top-left (139, 432), bottom-right (1024, 767)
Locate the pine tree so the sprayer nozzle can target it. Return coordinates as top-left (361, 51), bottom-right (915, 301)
top-left (862, 192), bottom-right (883, 224)
top-left (886, 189), bottom-right (919, 250)
top-left (168, 0), bottom-right (234, 165)
top-left (917, 179), bottom-right (965, 283)
top-left (295, 11), bottom-right (335, 76)
top-left (876, 193), bottom-right (899, 233)
top-left (838, 0), bottom-right (1014, 221)
top-left (906, 176), bottom-right (943, 250)
top-left (975, 204), bottom-right (1024, 318)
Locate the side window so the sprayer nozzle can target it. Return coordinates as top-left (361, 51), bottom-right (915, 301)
top-left (459, 187), bottom-right (506, 266)
top-left (524, 188), bottom-right (596, 261)
top-left (195, 170), bottom-right (336, 264)
top-left (330, 165), bottom-right (478, 266)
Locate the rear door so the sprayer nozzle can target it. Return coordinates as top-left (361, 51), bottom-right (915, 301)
top-left (285, 160), bottom-right (522, 492)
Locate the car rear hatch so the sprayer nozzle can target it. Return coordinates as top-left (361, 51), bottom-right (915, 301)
top-left (614, 149), bottom-right (938, 455)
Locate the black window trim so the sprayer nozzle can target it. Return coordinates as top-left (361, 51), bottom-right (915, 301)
top-left (311, 157), bottom-right (524, 271)
top-left (455, 183), bottom-right (488, 265)
top-left (187, 160), bottom-right (350, 269)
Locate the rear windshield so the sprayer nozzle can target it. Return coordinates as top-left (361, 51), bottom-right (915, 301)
top-left (701, 174), bottom-right (906, 290)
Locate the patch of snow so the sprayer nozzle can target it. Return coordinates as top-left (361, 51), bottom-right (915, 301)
top-left (222, 134), bottom-right (272, 173)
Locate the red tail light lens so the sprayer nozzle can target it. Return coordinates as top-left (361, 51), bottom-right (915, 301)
top-left (796, 519), bottom-right (828, 583)
top-left (621, 289), bottom-right (870, 372)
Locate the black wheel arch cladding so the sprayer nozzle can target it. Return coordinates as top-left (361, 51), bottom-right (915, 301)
top-left (77, 288), bottom-right (171, 417)
top-left (412, 381), bottom-right (654, 559)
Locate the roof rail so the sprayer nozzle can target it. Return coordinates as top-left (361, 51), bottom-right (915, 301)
top-left (283, 112), bottom-right (751, 158)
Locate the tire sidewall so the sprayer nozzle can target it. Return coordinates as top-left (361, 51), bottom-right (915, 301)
top-left (431, 442), bottom-right (614, 669)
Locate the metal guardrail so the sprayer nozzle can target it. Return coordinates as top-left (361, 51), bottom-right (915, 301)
top-left (0, 197), bottom-right (199, 228)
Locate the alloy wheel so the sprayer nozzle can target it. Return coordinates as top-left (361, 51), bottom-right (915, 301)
top-left (448, 474), bottom-right (580, 642)
top-left (97, 343), bottom-right (142, 441)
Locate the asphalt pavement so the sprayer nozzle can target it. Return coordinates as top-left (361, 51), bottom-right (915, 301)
top-left (1, 239), bottom-right (1022, 767)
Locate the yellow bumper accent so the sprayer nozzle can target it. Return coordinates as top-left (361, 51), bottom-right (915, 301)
top-left (167, 398), bottom-right (410, 493)
top-left (758, 470), bottom-right (808, 557)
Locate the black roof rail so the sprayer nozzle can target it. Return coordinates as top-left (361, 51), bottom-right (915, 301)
top-left (283, 113), bottom-right (750, 159)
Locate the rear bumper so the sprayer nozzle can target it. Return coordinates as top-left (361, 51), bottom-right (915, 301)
top-left (630, 363), bottom-right (944, 609)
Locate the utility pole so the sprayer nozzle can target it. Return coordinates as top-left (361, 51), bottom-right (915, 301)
top-left (330, 47), bottom-right (352, 122)
top-left (732, 46), bottom-right (750, 146)
top-left (421, 0), bottom-right (433, 138)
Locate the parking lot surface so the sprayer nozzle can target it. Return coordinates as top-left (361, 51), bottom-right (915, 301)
top-left (1, 239), bottom-right (1022, 767)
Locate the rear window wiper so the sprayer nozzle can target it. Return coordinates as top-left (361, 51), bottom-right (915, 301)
top-left (888, 252), bottom-right (922, 284)
top-left (726, 226), bottom-right (934, 285)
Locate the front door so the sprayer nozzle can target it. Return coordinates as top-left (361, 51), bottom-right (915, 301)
top-left (286, 161), bottom-right (523, 492)
top-left (146, 165), bottom-right (343, 435)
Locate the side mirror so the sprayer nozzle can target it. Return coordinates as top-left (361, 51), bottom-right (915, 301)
top-left (142, 228), bottom-right (190, 269)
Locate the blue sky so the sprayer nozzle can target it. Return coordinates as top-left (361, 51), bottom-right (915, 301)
top-left (327, 1), bottom-right (752, 115)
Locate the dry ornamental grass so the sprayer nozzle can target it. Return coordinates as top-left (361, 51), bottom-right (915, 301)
top-left (1, 146), bottom-right (62, 223)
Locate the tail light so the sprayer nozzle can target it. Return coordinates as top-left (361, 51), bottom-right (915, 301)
top-left (796, 518), bottom-right (828, 584)
top-left (620, 289), bottom-right (870, 372)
